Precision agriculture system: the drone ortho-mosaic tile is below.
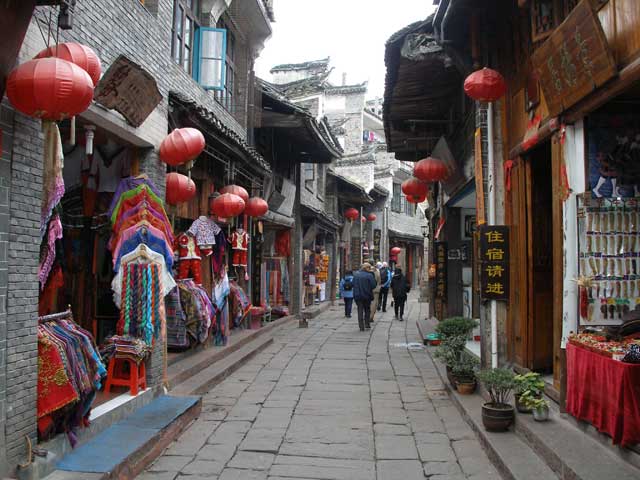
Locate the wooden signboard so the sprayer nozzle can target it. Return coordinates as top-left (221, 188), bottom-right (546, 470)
top-left (531, 0), bottom-right (616, 117)
top-left (94, 55), bottom-right (163, 128)
top-left (479, 225), bottom-right (510, 301)
top-left (373, 229), bottom-right (381, 260)
top-left (435, 242), bottom-right (447, 301)
top-left (474, 128), bottom-right (486, 225)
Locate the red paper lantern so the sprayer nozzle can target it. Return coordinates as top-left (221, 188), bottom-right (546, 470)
top-left (220, 184), bottom-right (249, 203)
top-left (245, 197), bottom-right (269, 217)
top-left (390, 247), bottom-right (402, 255)
top-left (212, 193), bottom-right (245, 218)
top-left (401, 178), bottom-right (428, 197)
top-left (35, 42), bottom-right (102, 86)
top-left (464, 67), bottom-right (506, 102)
top-left (406, 193), bottom-right (426, 204)
top-left (361, 215), bottom-right (367, 223)
top-left (414, 157), bottom-right (448, 183)
top-left (6, 58), bottom-right (94, 121)
top-left (165, 172), bottom-right (196, 205)
top-left (367, 213), bottom-right (377, 222)
top-left (344, 208), bottom-right (359, 221)
top-left (160, 128), bottom-right (205, 166)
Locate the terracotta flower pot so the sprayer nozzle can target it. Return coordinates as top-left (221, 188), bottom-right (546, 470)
top-left (456, 381), bottom-right (476, 395)
top-left (481, 403), bottom-right (515, 432)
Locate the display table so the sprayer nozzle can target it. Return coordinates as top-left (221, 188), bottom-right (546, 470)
top-left (566, 343), bottom-right (640, 447)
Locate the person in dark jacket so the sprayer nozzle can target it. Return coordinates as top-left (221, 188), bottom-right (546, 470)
top-left (390, 268), bottom-right (410, 321)
top-left (353, 263), bottom-right (377, 331)
top-left (377, 262), bottom-right (392, 312)
top-left (339, 270), bottom-right (355, 318)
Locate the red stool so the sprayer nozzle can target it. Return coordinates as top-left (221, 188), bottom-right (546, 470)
top-left (104, 357), bottom-right (147, 396)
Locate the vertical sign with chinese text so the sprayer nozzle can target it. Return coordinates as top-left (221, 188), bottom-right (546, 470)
top-left (479, 226), bottom-right (510, 301)
top-left (435, 242), bottom-right (447, 301)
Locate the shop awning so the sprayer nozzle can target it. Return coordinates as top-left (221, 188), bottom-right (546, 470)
top-left (262, 210), bottom-right (294, 228)
top-left (328, 170), bottom-right (374, 205)
top-left (370, 183), bottom-right (389, 198)
top-left (301, 204), bottom-right (341, 231)
top-left (169, 92), bottom-right (271, 174)
top-left (445, 178), bottom-right (476, 208)
top-left (257, 79), bottom-right (343, 163)
top-left (389, 228), bottom-right (424, 243)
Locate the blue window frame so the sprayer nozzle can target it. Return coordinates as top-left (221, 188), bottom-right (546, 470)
top-left (194, 27), bottom-right (227, 91)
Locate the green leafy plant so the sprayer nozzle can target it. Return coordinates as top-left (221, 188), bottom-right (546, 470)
top-left (520, 391), bottom-right (549, 411)
top-left (433, 335), bottom-right (467, 368)
top-left (477, 368), bottom-right (515, 406)
top-left (514, 372), bottom-right (545, 396)
top-left (451, 351), bottom-right (479, 383)
top-left (435, 317), bottom-right (478, 339)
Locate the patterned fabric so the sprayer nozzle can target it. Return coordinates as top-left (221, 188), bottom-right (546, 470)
top-left (41, 122), bottom-right (65, 239)
top-left (187, 216), bottom-right (221, 247)
top-left (37, 334), bottom-right (79, 419)
top-left (230, 230), bottom-right (249, 250)
top-left (107, 176), bottom-right (162, 218)
top-left (229, 281), bottom-right (251, 328)
top-left (165, 287), bottom-right (188, 348)
top-left (113, 229), bottom-right (174, 273)
top-left (109, 185), bottom-right (165, 225)
top-left (110, 207), bottom-right (174, 250)
top-left (39, 214), bottom-right (63, 289)
top-left (118, 263), bottom-right (162, 345)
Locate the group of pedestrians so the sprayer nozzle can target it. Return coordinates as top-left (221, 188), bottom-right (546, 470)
top-left (339, 262), bottom-right (410, 331)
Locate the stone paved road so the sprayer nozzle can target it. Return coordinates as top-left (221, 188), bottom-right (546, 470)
top-left (141, 298), bottom-right (501, 480)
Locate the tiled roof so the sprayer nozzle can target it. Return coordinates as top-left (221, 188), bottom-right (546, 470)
top-left (270, 57), bottom-right (330, 73)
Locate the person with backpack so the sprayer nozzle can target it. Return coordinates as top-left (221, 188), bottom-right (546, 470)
top-left (377, 262), bottom-right (392, 313)
top-left (390, 267), bottom-right (410, 321)
top-left (339, 270), bottom-right (355, 318)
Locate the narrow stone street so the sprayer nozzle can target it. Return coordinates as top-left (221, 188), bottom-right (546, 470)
top-left (141, 298), bottom-right (500, 480)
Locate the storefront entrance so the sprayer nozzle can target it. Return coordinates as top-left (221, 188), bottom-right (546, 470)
top-left (508, 140), bottom-right (561, 381)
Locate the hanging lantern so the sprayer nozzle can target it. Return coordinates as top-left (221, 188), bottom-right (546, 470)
top-left (367, 213), bottom-right (377, 222)
top-left (401, 178), bottom-right (429, 197)
top-left (414, 157), bottom-right (448, 183)
top-left (165, 172), bottom-right (196, 205)
top-left (35, 42), bottom-right (102, 86)
top-left (244, 197), bottom-right (269, 217)
top-left (406, 193), bottom-right (426, 204)
top-left (160, 128), bottom-right (205, 166)
top-left (464, 67), bottom-right (506, 102)
top-left (220, 184), bottom-right (249, 203)
top-left (361, 215), bottom-right (367, 223)
top-left (390, 247), bottom-right (402, 255)
top-left (344, 208), bottom-right (359, 221)
top-left (6, 58), bottom-right (94, 121)
top-left (212, 193), bottom-right (245, 218)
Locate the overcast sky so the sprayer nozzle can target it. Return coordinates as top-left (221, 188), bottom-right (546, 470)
top-left (255, 0), bottom-right (436, 100)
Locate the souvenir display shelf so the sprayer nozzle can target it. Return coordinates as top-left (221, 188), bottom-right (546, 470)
top-left (577, 194), bottom-right (640, 326)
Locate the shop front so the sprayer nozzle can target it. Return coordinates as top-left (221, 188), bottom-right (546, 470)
top-left (301, 210), bottom-right (338, 307)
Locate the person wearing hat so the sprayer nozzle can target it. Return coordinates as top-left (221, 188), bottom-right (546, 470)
top-left (353, 263), bottom-right (377, 331)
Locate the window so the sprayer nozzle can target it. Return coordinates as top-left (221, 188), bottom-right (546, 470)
top-left (303, 164), bottom-right (315, 191)
top-left (171, 0), bottom-right (227, 90)
top-left (214, 18), bottom-right (236, 110)
top-left (316, 165), bottom-right (325, 200)
top-left (171, 0), bottom-right (197, 74)
top-left (392, 183), bottom-right (401, 212)
top-left (404, 198), bottom-right (415, 217)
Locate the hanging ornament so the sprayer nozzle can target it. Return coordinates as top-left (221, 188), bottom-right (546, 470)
top-left (367, 213), bottom-right (377, 222)
top-left (219, 184), bottom-right (249, 203)
top-left (35, 42), bottom-right (102, 86)
top-left (406, 193), bottom-right (426, 204)
top-left (212, 193), bottom-right (245, 218)
top-left (361, 215), bottom-right (367, 223)
top-left (401, 178), bottom-right (429, 197)
top-left (344, 208), bottom-right (359, 221)
top-left (6, 58), bottom-right (94, 121)
top-left (463, 67), bottom-right (507, 102)
top-left (390, 247), bottom-right (402, 255)
top-left (244, 197), bottom-right (269, 217)
top-left (414, 157), bottom-right (448, 183)
top-left (160, 128), bottom-right (205, 166)
top-left (165, 172), bottom-right (196, 204)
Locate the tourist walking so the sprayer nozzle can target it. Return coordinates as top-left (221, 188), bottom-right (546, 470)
top-left (370, 262), bottom-right (382, 322)
top-left (353, 263), bottom-right (377, 331)
top-left (390, 267), bottom-right (410, 321)
top-left (377, 262), bottom-right (392, 312)
top-left (339, 270), bottom-right (355, 318)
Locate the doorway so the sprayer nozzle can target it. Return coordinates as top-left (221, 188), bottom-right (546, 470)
top-left (508, 141), bottom-right (556, 374)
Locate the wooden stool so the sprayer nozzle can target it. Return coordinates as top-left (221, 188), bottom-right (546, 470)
top-left (104, 357), bottom-right (146, 396)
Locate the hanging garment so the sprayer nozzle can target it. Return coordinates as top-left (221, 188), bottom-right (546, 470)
top-left (109, 185), bottom-right (165, 225)
top-left (165, 287), bottom-right (188, 348)
top-left (118, 263), bottom-right (162, 345)
top-left (229, 281), bottom-right (251, 328)
top-left (187, 216), bottom-right (220, 256)
top-left (113, 228), bottom-right (174, 273)
top-left (212, 230), bottom-right (227, 275)
top-left (41, 122), bottom-right (65, 239)
top-left (108, 176), bottom-right (162, 218)
top-left (112, 222), bottom-right (171, 263)
top-left (39, 214), bottom-right (63, 289)
top-left (110, 205), bottom-right (174, 249)
top-left (93, 146), bottom-right (130, 193)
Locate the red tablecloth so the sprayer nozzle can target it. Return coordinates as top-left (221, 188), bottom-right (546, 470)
top-left (566, 343), bottom-right (640, 447)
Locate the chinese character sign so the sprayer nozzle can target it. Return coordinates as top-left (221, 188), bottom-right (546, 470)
top-left (435, 242), bottom-right (447, 301)
top-left (479, 226), bottom-right (509, 301)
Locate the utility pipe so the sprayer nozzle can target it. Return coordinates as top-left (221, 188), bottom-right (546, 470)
top-left (487, 101), bottom-right (498, 369)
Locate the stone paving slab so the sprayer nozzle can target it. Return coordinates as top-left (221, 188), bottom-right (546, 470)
top-left (143, 298), bottom-right (504, 480)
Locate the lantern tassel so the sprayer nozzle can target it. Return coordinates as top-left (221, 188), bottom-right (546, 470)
top-left (69, 116), bottom-right (76, 146)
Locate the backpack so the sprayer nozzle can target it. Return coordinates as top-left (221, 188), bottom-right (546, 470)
top-left (343, 277), bottom-right (353, 291)
top-left (380, 267), bottom-right (389, 284)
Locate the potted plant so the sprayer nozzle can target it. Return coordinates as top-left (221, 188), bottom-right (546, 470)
top-left (521, 393), bottom-right (550, 422)
top-left (435, 317), bottom-right (478, 340)
top-left (434, 335), bottom-right (467, 387)
top-left (477, 368), bottom-right (516, 432)
top-left (513, 372), bottom-right (545, 413)
top-left (452, 351), bottom-right (479, 394)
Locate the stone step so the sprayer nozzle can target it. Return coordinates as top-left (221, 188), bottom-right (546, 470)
top-left (171, 334), bottom-right (274, 396)
top-left (41, 395), bottom-right (200, 480)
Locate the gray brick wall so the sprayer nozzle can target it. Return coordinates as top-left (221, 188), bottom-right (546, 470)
top-left (2, 0), bottom-right (268, 472)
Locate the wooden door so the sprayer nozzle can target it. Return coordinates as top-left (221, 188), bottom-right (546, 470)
top-left (507, 157), bottom-right (529, 367)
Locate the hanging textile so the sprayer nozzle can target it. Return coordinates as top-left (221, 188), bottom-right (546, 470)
top-left (117, 263), bottom-right (162, 345)
top-left (39, 213), bottom-right (63, 289)
top-left (229, 281), bottom-right (251, 328)
top-left (177, 279), bottom-right (214, 345)
top-left (41, 122), bottom-right (65, 239)
top-left (212, 272), bottom-right (230, 346)
top-left (165, 287), bottom-right (188, 348)
top-left (99, 335), bottom-right (152, 365)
